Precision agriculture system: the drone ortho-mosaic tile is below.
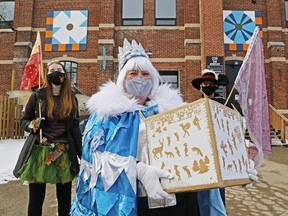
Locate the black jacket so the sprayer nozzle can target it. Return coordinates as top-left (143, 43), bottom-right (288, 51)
top-left (13, 88), bottom-right (82, 178)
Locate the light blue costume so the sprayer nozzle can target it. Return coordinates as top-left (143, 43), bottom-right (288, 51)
top-left (71, 112), bottom-right (140, 215)
top-left (70, 79), bottom-right (187, 215)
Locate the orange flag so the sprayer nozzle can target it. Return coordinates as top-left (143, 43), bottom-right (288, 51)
top-left (20, 31), bottom-right (44, 90)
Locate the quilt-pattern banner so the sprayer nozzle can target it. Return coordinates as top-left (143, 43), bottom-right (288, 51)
top-left (45, 10), bottom-right (88, 52)
top-left (223, 10), bottom-right (262, 51)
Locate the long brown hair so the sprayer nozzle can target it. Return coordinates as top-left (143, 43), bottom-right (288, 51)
top-left (43, 61), bottom-right (77, 119)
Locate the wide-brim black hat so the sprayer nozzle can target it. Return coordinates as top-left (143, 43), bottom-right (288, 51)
top-left (191, 69), bottom-right (229, 90)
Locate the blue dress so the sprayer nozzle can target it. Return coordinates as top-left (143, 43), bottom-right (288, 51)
top-left (71, 112), bottom-right (140, 216)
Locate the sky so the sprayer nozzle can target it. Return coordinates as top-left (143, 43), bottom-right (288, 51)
top-left (0, 139), bottom-right (25, 184)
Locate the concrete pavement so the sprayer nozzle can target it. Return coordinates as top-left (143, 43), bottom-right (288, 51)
top-left (226, 146), bottom-right (288, 216)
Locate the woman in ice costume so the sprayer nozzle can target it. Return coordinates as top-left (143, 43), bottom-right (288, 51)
top-left (71, 38), bottom-right (228, 216)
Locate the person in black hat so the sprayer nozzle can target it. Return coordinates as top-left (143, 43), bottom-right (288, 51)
top-left (191, 69), bottom-right (230, 105)
top-left (191, 69), bottom-right (259, 214)
top-left (192, 69), bottom-right (230, 208)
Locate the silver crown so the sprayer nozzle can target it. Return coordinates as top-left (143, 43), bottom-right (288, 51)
top-left (118, 38), bottom-right (149, 71)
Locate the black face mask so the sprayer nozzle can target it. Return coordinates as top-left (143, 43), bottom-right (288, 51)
top-left (47, 71), bottom-right (65, 86)
top-left (201, 86), bottom-right (217, 96)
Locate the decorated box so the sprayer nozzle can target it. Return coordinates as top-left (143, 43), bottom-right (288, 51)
top-left (145, 98), bottom-right (252, 193)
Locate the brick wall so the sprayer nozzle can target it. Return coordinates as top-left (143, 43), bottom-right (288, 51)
top-left (0, 0), bottom-right (287, 109)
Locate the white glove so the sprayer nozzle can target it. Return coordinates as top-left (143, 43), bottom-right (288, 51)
top-left (247, 159), bottom-right (259, 181)
top-left (243, 159), bottom-right (259, 188)
top-left (137, 162), bottom-right (174, 200)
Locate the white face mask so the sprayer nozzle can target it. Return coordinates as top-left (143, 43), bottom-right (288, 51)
top-left (124, 75), bottom-right (153, 97)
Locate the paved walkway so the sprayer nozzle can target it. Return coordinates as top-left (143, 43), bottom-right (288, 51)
top-left (226, 146), bottom-right (288, 216)
top-left (0, 146), bottom-right (287, 215)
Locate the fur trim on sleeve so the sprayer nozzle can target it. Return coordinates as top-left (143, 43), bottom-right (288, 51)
top-left (86, 81), bottom-right (144, 120)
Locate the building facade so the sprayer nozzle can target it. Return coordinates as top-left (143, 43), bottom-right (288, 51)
top-left (0, 0), bottom-right (287, 110)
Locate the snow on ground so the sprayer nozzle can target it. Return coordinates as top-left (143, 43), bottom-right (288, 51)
top-left (0, 139), bottom-right (25, 184)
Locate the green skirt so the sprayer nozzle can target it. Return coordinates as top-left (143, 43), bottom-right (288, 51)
top-left (19, 144), bottom-right (74, 184)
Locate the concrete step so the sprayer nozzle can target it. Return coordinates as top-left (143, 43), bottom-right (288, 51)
top-left (272, 138), bottom-right (284, 146)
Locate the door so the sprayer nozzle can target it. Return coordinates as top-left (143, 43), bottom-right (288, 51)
top-left (225, 60), bottom-right (243, 114)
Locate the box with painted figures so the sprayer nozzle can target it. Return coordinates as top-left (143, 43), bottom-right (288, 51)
top-left (145, 98), bottom-right (252, 193)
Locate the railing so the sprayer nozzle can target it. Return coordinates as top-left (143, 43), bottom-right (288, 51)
top-left (0, 96), bottom-right (24, 139)
top-left (269, 104), bottom-right (288, 143)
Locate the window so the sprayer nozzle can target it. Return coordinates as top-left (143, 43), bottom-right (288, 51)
top-left (0, 0), bottom-right (15, 29)
top-left (155, 0), bottom-right (176, 26)
top-left (159, 70), bottom-right (179, 89)
top-left (60, 61), bottom-right (78, 85)
top-left (286, 0), bottom-right (288, 27)
top-left (122, 0), bottom-right (143, 26)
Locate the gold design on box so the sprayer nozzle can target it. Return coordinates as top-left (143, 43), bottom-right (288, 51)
top-left (145, 98), bottom-right (251, 193)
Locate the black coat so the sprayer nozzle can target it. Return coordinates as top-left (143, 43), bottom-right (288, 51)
top-left (13, 88), bottom-right (82, 178)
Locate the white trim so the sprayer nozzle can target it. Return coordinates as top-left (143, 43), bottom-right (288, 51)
top-left (265, 57), bottom-right (286, 63)
top-left (98, 56), bottom-right (114, 61)
top-left (150, 58), bottom-right (185, 63)
top-left (12, 27), bottom-right (98, 32)
top-left (32, 28), bottom-right (46, 32)
top-left (99, 24), bottom-right (115, 28)
top-left (113, 57), bottom-right (200, 63)
top-left (0, 60), bottom-right (14, 64)
top-left (115, 26), bottom-right (185, 31)
top-left (184, 56), bottom-right (201, 61)
top-left (4, 57), bottom-right (288, 65)
top-left (184, 23), bottom-right (200, 28)
top-left (262, 27), bottom-right (283, 32)
top-left (0, 29), bottom-right (15, 33)
top-left (98, 39), bottom-right (115, 45)
top-left (2, 57), bottom-right (200, 65)
top-left (11, 24), bottom-right (202, 32)
top-left (225, 55), bottom-right (244, 62)
top-left (267, 42), bottom-right (285, 48)
top-left (12, 58), bottom-right (29, 63)
top-left (184, 39), bottom-right (201, 46)
top-left (14, 27), bottom-right (33, 31)
top-left (43, 57), bottom-right (97, 64)
top-left (88, 27), bottom-right (99, 31)
top-left (14, 42), bottom-right (33, 48)
top-left (75, 59), bottom-right (98, 63)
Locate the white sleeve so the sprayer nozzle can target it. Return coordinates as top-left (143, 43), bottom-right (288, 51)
top-left (136, 117), bottom-right (149, 163)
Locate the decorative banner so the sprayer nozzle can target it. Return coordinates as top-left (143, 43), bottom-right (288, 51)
top-left (145, 98), bottom-right (251, 193)
top-left (234, 26), bottom-right (272, 168)
top-left (223, 10), bottom-right (263, 51)
top-left (45, 10), bottom-right (88, 51)
top-left (20, 31), bottom-right (43, 90)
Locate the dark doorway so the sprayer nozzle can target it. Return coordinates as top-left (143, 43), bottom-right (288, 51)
top-left (225, 60), bottom-right (243, 114)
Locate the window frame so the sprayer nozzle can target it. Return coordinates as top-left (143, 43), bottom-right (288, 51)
top-left (122, 0), bottom-right (144, 26)
top-left (60, 61), bottom-right (78, 86)
top-left (155, 0), bottom-right (177, 26)
top-left (158, 70), bottom-right (179, 89)
top-left (0, 0), bottom-right (15, 29)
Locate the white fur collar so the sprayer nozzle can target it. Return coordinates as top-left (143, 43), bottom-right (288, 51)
top-left (86, 81), bottom-right (184, 120)
top-left (147, 83), bottom-right (185, 112)
top-left (86, 81), bottom-right (143, 120)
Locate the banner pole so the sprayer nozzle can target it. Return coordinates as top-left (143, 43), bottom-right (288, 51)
top-left (11, 69), bottom-right (15, 90)
top-left (224, 84), bottom-right (236, 106)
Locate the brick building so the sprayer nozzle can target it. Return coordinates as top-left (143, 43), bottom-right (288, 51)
top-left (0, 0), bottom-right (287, 111)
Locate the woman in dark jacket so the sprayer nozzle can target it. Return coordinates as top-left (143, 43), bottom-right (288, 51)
top-left (13, 60), bottom-right (82, 216)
